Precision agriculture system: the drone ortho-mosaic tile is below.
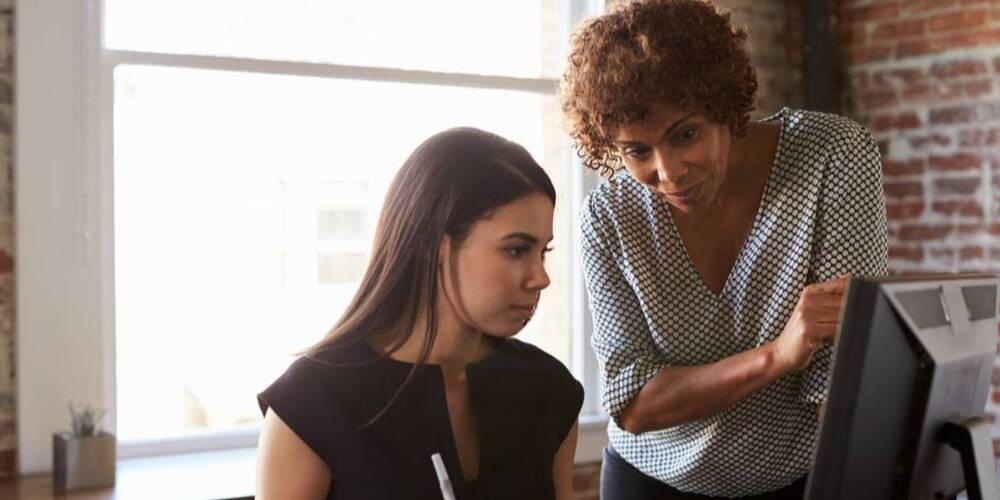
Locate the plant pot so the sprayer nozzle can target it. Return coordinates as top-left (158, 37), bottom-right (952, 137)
top-left (52, 431), bottom-right (116, 491)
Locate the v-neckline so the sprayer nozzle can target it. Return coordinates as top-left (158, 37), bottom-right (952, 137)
top-left (662, 109), bottom-right (787, 301)
top-left (361, 339), bottom-right (504, 490)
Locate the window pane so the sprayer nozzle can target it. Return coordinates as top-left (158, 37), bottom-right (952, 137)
top-left (113, 65), bottom-right (571, 441)
top-left (317, 209), bottom-right (366, 242)
top-left (105, 0), bottom-right (566, 79)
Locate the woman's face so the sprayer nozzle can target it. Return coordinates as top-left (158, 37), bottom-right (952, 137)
top-left (614, 101), bottom-right (733, 216)
top-left (439, 192), bottom-right (554, 338)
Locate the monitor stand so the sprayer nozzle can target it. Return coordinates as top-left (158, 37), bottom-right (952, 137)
top-left (942, 418), bottom-right (999, 500)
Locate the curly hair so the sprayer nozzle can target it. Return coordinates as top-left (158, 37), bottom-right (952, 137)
top-left (559, 0), bottom-right (758, 175)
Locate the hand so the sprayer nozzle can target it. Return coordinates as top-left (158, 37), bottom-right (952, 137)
top-left (773, 274), bottom-right (851, 374)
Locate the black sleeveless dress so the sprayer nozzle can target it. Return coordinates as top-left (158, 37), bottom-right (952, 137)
top-left (258, 337), bottom-right (584, 500)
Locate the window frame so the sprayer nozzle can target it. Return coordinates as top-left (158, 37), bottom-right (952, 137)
top-left (16, 0), bottom-right (607, 473)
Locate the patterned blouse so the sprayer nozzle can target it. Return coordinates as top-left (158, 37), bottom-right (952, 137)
top-left (581, 108), bottom-right (889, 496)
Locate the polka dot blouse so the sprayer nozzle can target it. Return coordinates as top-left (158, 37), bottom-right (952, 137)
top-left (581, 108), bottom-right (889, 497)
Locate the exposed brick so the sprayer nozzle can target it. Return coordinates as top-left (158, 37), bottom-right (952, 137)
top-left (889, 245), bottom-right (924, 261)
top-left (928, 10), bottom-right (990, 33)
top-left (845, 2), bottom-right (902, 23)
top-left (932, 200), bottom-right (983, 216)
top-left (852, 70), bottom-right (871, 90)
top-left (929, 104), bottom-right (976, 125)
top-left (929, 153), bottom-right (981, 172)
top-left (897, 39), bottom-right (946, 59)
top-left (883, 158), bottom-right (926, 176)
top-left (848, 44), bottom-right (894, 64)
top-left (928, 102), bottom-right (1000, 125)
top-left (949, 28), bottom-right (1000, 50)
top-left (863, 89), bottom-right (899, 109)
top-left (884, 181), bottom-right (924, 199)
top-left (964, 80), bottom-right (992, 98)
top-left (839, 23), bottom-right (869, 46)
top-left (872, 18), bottom-right (927, 41)
top-left (0, 449), bottom-right (11, 477)
top-left (958, 223), bottom-right (986, 236)
top-left (930, 247), bottom-right (956, 259)
top-left (898, 224), bottom-right (954, 241)
top-left (872, 68), bottom-right (925, 87)
top-left (0, 250), bottom-right (10, 274)
top-left (871, 111), bottom-right (922, 131)
top-left (908, 134), bottom-right (952, 150)
top-left (902, 84), bottom-right (931, 102)
top-left (959, 128), bottom-right (985, 147)
top-left (960, 246), bottom-right (985, 260)
top-left (903, 0), bottom-right (960, 13)
top-left (958, 128), bottom-right (1000, 148)
top-left (886, 201), bottom-right (926, 219)
top-left (933, 176), bottom-right (981, 195)
top-left (929, 59), bottom-right (988, 80)
top-left (899, 29), bottom-right (1000, 58)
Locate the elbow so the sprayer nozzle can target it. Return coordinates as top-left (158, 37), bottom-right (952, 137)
top-left (617, 405), bottom-right (649, 434)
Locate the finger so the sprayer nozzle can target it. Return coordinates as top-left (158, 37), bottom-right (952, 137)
top-left (808, 322), bottom-right (839, 343)
top-left (811, 277), bottom-right (850, 295)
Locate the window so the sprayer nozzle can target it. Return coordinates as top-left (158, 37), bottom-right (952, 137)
top-left (17, 0), bottom-right (605, 469)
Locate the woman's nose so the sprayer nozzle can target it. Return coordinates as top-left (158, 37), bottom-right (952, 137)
top-left (526, 260), bottom-right (551, 291)
top-left (653, 150), bottom-right (689, 186)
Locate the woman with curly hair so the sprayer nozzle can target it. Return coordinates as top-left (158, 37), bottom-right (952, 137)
top-left (560, 1), bottom-right (887, 498)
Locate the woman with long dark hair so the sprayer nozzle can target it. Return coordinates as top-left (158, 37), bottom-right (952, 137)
top-left (255, 127), bottom-right (584, 500)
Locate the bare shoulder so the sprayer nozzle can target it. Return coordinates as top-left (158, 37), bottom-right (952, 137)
top-left (256, 408), bottom-right (332, 500)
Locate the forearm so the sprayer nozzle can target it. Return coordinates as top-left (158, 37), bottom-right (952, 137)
top-left (619, 342), bottom-right (789, 433)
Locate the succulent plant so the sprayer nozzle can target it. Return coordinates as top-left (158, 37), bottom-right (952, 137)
top-left (69, 402), bottom-right (108, 437)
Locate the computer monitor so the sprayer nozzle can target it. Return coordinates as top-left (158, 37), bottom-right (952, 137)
top-left (806, 274), bottom-right (1000, 500)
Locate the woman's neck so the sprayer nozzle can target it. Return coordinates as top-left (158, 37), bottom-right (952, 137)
top-left (373, 304), bottom-right (495, 370)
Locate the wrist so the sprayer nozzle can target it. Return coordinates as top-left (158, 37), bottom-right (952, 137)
top-left (763, 341), bottom-right (792, 378)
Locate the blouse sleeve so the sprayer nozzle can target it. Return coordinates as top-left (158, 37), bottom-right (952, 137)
top-left (258, 356), bottom-right (344, 466)
top-left (582, 192), bottom-right (668, 425)
top-left (800, 125), bottom-right (889, 405)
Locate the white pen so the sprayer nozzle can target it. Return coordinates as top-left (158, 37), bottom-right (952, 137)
top-left (430, 452), bottom-right (457, 500)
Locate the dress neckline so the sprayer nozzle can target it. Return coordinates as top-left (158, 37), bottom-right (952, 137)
top-left (661, 108), bottom-right (788, 301)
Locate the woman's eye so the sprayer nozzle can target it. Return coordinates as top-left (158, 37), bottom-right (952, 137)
top-left (672, 127), bottom-right (698, 144)
top-left (623, 146), bottom-right (650, 159)
top-left (506, 247), bottom-right (528, 257)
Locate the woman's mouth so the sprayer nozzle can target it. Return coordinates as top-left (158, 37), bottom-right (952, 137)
top-left (510, 304), bottom-right (536, 319)
top-left (662, 181), bottom-right (703, 206)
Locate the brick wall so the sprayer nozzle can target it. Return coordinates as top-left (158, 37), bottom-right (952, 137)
top-left (837, 0), bottom-right (1000, 464)
top-left (0, 0), bottom-right (13, 479)
top-left (718, 0), bottom-right (806, 117)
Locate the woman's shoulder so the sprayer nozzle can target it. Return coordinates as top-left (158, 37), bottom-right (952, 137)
top-left (772, 107), bottom-right (875, 151)
top-left (589, 169), bottom-right (650, 206)
top-left (582, 170), bottom-right (655, 230)
top-left (257, 341), bottom-right (381, 419)
top-left (495, 339), bottom-right (584, 396)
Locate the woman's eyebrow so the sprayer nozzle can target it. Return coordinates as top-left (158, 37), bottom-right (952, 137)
top-left (615, 112), bottom-right (696, 147)
top-left (500, 233), bottom-right (540, 244)
top-left (657, 112), bottom-right (697, 142)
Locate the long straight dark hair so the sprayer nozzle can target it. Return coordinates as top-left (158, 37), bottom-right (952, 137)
top-left (303, 127), bottom-right (556, 425)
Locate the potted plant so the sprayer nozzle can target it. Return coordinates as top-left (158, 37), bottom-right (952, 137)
top-left (52, 402), bottom-right (115, 491)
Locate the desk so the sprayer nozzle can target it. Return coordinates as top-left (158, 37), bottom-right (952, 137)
top-left (0, 448), bottom-right (255, 500)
